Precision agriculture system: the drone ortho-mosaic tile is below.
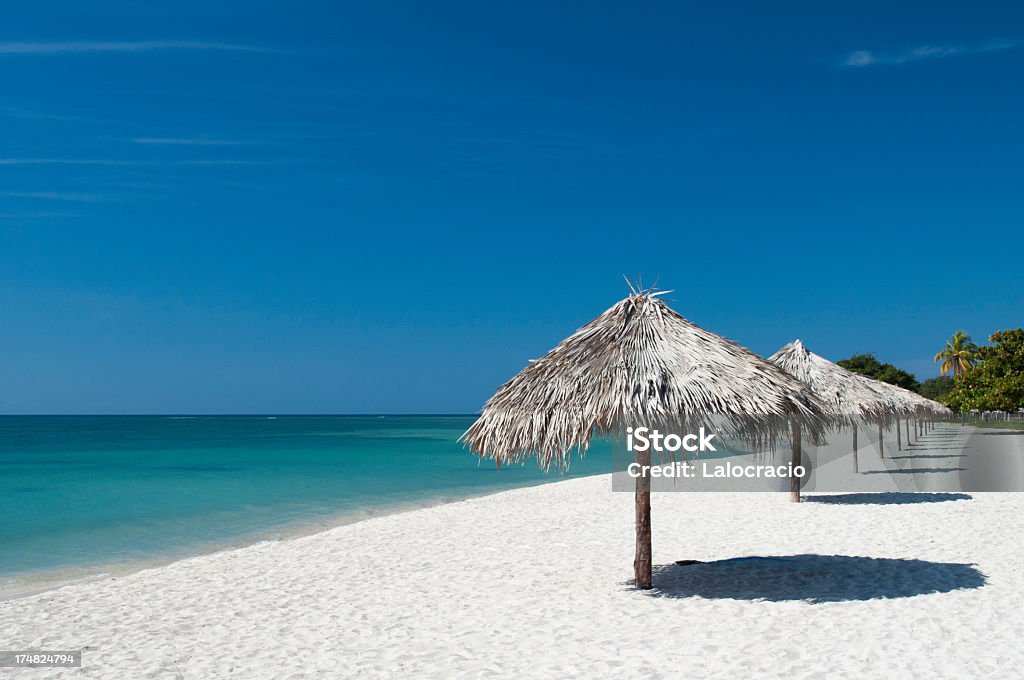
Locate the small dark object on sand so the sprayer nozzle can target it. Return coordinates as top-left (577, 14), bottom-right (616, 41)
top-left (675, 559), bottom-right (704, 566)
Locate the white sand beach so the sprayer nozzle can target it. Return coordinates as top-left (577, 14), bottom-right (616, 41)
top-left (3, 425), bottom-right (1024, 679)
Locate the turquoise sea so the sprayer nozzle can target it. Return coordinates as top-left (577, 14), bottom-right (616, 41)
top-left (0, 416), bottom-right (611, 596)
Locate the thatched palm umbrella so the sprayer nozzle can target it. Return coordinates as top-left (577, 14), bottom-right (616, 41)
top-left (849, 379), bottom-right (950, 450)
top-left (888, 386), bottom-right (924, 449)
top-left (768, 340), bottom-right (898, 481)
top-left (876, 384), bottom-right (951, 441)
top-left (461, 292), bottom-right (829, 589)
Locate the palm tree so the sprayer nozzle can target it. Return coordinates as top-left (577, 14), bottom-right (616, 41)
top-left (934, 331), bottom-right (979, 377)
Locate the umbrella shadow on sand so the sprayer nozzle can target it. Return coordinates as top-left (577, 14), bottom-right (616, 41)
top-left (645, 555), bottom-right (985, 603)
top-left (805, 492), bottom-right (971, 505)
top-left (861, 467), bottom-right (966, 475)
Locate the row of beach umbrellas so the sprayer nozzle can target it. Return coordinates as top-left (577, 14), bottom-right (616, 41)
top-left (769, 339), bottom-right (952, 481)
top-left (461, 291), bottom-right (952, 589)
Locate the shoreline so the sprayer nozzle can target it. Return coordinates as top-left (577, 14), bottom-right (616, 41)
top-left (0, 472), bottom-right (593, 602)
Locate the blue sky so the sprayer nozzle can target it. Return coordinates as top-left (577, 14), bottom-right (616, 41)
top-left (1, 1), bottom-right (1022, 414)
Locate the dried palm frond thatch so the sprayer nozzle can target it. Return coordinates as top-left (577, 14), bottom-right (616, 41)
top-left (769, 339), bottom-right (908, 473)
top-left (894, 387), bottom-right (952, 418)
top-left (463, 294), bottom-right (831, 470)
top-left (864, 379), bottom-right (953, 443)
top-left (461, 291), bottom-right (832, 588)
top-left (768, 339), bottom-right (897, 425)
top-left (876, 380), bottom-right (952, 450)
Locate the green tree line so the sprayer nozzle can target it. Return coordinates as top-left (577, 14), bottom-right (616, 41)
top-left (836, 329), bottom-right (1024, 412)
top-left (942, 329), bottom-right (1024, 412)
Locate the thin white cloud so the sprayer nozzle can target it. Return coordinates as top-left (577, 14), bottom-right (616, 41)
top-left (0, 211), bottom-right (78, 219)
top-left (842, 39), bottom-right (1020, 67)
top-left (0, 191), bottom-right (106, 202)
top-left (0, 158), bottom-right (273, 166)
top-left (0, 40), bottom-right (265, 55)
top-left (132, 137), bottom-right (249, 146)
top-left (1, 106), bottom-right (82, 121)
top-left (0, 158), bottom-right (144, 166)
top-left (175, 159), bottom-right (271, 165)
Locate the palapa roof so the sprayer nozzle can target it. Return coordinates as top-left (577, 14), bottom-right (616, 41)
top-left (767, 340), bottom-right (953, 420)
top-left (870, 381), bottom-right (952, 419)
top-left (923, 395), bottom-right (953, 417)
top-left (461, 292), bottom-right (831, 470)
top-left (768, 339), bottom-right (899, 424)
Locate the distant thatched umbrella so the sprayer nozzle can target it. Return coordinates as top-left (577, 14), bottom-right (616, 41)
top-left (462, 291), bottom-right (829, 589)
top-left (769, 339), bottom-right (899, 479)
top-left (769, 340), bottom-right (894, 421)
top-left (863, 381), bottom-right (951, 443)
top-left (879, 384), bottom-right (923, 449)
top-left (897, 389), bottom-right (951, 419)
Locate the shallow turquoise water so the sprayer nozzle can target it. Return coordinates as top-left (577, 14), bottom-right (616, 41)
top-left (0, 416), bottom-right (610, 593)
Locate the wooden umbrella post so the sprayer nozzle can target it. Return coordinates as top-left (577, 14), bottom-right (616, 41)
top-left (878, 421), bottom-right (884, 458)
top-left (905, 418), bottom-right (910, 445)
top-left (896, 418), bottom-right (902, 451)
top-left (634, 447), bottom-right (653, 589)
top-left (852, 425), bottom-right (859, 473)
top-left (790, 419), bottom-right (802, 503)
